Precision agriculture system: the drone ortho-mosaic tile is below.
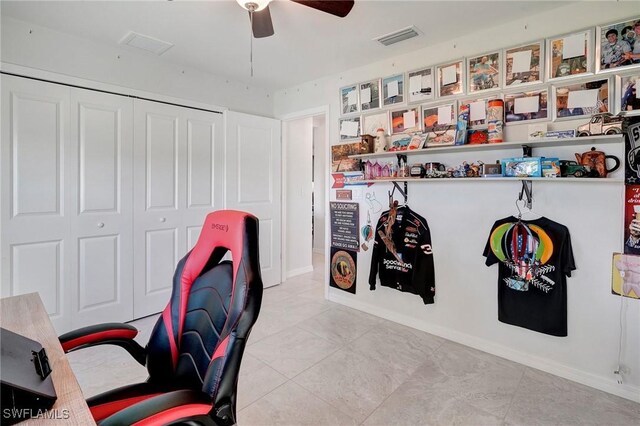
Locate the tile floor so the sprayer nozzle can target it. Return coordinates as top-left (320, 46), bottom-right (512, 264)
top-left (69, 254), bottom-right (640, 425)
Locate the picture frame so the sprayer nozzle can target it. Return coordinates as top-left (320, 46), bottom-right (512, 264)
top-left (503, 41), bottom-right (544, 87)
top-left (339, 116), bottom-right (361, 141)
top-left (331, 140), bottom-right (369, 172)
top-left (436, 60), bottom-right (465, 98)
top-left (615, 73), bottom-right (640, 116)
top-left (596, 17), bottom-right (640, 74)
top-left (359, 79), bottom-right (382, 111)
top-left (340, 84), bottom-right (359, 115)
top-left (467, 51), bottom-right (501, 94)
top-left (390, 106), bottom-right (421, 134)
top-left (407, 67), bottom-right (435, 103)
top-left (503, 87), bottom-right (550, 125)
top-left (458, 96), bottom-right (501, 128)
top-left (382, 74), bottom-right (405, 106)
top-left (551, 77), bottom-right (610, 121)
top-left (361, 111), bottom-right (390, 136)
top-left (421, 101), bottom-right (457, 147)
top-left (546, 28), bottom-right (594, 82)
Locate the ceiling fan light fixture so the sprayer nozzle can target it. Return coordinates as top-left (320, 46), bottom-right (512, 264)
top-left (236, 0), bottom-right (271, 12)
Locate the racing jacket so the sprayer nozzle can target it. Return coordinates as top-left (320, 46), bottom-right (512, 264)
top-left (368, 205), bottom-right (435, 304)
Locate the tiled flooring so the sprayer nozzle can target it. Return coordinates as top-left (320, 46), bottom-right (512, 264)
top-left (69, 254), bottom-right (640, 425)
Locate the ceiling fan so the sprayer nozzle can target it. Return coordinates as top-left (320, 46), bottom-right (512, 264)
top-left (236, 0), bottom-right (355, 38)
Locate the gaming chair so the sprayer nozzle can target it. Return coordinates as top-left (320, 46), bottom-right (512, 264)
top-left (58, 210), bottom-right (263, 425)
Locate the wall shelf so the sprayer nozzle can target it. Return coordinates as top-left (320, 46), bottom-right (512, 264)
top-left (348, 134), bottom-right (624, 159)
top-left (362, 177), bottom-right (623, 184)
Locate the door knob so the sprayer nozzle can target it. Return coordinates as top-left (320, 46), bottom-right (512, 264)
top-left (159, 217), bottom-right (166, 223)
top-left (97, 222), bottom-right (105, 228)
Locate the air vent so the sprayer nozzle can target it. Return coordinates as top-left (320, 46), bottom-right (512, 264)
top-left (119, 31), bottom-right (173, 56)
top-left (374, 26), bottom-right (421, 47)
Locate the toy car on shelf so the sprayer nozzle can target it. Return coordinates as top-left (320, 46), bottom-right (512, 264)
top-left (576, 113), bottom-right (623, 137)
top-left (559, 160), bottom-right (598, 177)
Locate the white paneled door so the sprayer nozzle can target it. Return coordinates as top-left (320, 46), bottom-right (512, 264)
top-left (225, 111), bottom-right (282, 288)
top-left (133, 100), bottom-right (223, 318)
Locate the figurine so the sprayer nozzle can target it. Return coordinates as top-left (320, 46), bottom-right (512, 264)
top-left (374, 128), bottom-right (388, 153)
top-left (576, 113), bottom-right (623, 137)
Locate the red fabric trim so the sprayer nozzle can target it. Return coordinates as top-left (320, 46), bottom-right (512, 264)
top-left (130, 404), bottom-right (212, 426)
top-left (90, 393), bottom-right (163, 422)
top-left (162, 305), bottom-right (178, 368)
top-left (61, 329), bottom-right (138, 352)
top-left (211, 335), bottom-right (229, 360)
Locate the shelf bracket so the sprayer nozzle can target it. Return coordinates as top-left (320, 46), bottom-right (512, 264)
top-left (519, 180), bottom-right (533, 210)
top-left (389, 181), bottom-right (408, 205)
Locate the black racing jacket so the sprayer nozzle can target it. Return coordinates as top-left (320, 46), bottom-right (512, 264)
top-left (368, 205), bottom-right (435, 304)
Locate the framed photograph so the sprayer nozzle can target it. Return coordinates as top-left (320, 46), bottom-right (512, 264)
top-left (503, 88), bottom-right (549, 124)
top-left (596, 17), bottom-right (640, 73)
top-left (467, 51), bottom-right (501, 93)
top-left (552, 78), bottom-right (610, 121)
top-left (359, 79), bottom-right (381, 111)
top-left (339, 116), bottom-right (361, 141)
top-left (362, 111), bottom-right (390, 136)
top-left (616, 74), bottom-right (640, 115)
top-left (436, 60), bottom-right (465, 97)
top-left (407, 67), bottom-right (434, 103)
top-left (331, 140), bottom-right (369, 172)
top-left (503, 41), bottom-right (544, 87)
top-left (382, 74), bottom-right (405, 106)
top-left (390, 107), bottom-right (420, 134)
top-left (421, 101), bottom-right (457, 147)
top-left (547, 29), bottom-right (594, 81)
top-left (458, 96), bottom-right (500, 128)
top-left (340, 84), bottom-right (359, 115)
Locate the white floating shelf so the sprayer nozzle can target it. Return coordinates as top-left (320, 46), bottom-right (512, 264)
top-left (361, 177), bottom-right (623, 184)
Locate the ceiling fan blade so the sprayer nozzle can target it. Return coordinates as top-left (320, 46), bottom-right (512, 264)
top-left (250, 5), bottom-right (275, 38)
top-left (291, 0), bottom-right (354, 18)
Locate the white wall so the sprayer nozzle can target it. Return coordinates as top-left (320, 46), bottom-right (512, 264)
top-left (284, 117), bottom-right (314, 277)
top-left (0, 16), bottom-right (273, 116)
top-left (313, 115), bottom-right (327, 253)
top-left (273, 1), bottom-right (640, 402)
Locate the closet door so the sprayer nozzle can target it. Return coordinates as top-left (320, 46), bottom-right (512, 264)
top-left (0, 75), bottom-right (72, 332)
top-left (225, 111), bottom-right (282, 288)
top-left (68, 89), bottom-right (134, 327)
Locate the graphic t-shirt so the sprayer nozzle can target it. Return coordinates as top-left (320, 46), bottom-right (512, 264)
top-left (483, 216), bottom-right (576, 336)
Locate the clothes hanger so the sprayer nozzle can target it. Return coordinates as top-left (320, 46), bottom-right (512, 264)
top-left (515, 198), bottom-right (542, 221)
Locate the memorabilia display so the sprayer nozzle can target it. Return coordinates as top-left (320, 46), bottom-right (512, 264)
top-left (541, 157), bottom-right (561, 177)
top-left (390, 107), bottom-right (420, 134)
top-left (359, 79), bottom-right (382, 111)
top-left (455, 104), bottom-right (469, 145)
top-left (616, 74), bottom-right (640, 115)
top-left (483, 217), bottom-right (576, 336)
top-left (459, 97), bottom-right (492, 128)
top-left (389, 134), bottom-right (412, 151)
top-left (468, 129), bottom-right (489, 144)
top-left (369, 205), bottom-right (435, 305)
top-left (362, 111), bottom-right (390, 136)
top-left (503, 41), bottom-right (544, 87)
top-left (612, 253), bottom-right (640, 299)
top-left (436, 60), bottom-right (464, 97)
top-left (407, 67), bottom-right (434, 103)
top-left (596, 17), bottom-right (640, 73)
top-left (528, 123), bottom-right (548, 140)
top-left (339, 116), bottom-right (361, 140)
top-left (559, 160), bottom-right (593, 178)
top-left (331, 171), bottom-right (367, 189)
top-left (481, 162), bottom-right (502, 177)
top-left (422, 102), bottom-right (456, 147)
top-left (340, 84), bottom-right (359, 115)
top-left (467, 52), bottom-right (501, 93)
top-left (625, 186), bottom-right (640, 254)
top-left (576, 112), bottom-right (623, 136)
top-left (547, 29), bottom-right (594, 81)
top-left (545, 130), bottom-right (577, 139)
top-left (552, 78), bottom-right (610, 121)
top-left (574, 147), bottom-right (620, 177)
top-left (501, 157), bottom-right (542, 177)
top-left (330, 248), bottom-right (357, 294)
top-left (504, 89), bottom-right (549, 124)
top-left (382, 74), bottom-right (405, 106)
top-left (331, 140), bottom-right (368, 172)
top-left (374, 128), bottom-right (389, 153)
top-left (487, 99), bottom-right (505, 143)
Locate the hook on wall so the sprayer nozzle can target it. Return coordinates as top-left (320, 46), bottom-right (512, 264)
top-left (519, 180), bottom-right (533, 210)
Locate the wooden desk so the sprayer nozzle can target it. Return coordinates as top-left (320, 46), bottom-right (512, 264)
top-left (0, 293), bottom-right (95, 425)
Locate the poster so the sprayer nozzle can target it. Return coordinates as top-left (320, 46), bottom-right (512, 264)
top-left (624, 118), bottom-right (640, 256)
top-left (611, 253), bottom-right (640, 299)
top-left (330, 247), bottom-right (357, 294)
top-left (330, 201), bottom-right (360, 251)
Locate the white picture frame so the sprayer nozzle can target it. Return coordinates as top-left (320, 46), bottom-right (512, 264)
top-left (382, 74), bottom-right (405, 106)
top-left (595, 17), bottom-right (640, 74)
top-left (361, 111), bottom-right (391, 136)
top-left (390, 106), bottom-right (421, 134)
top-left (467, 51), bottom-right (501, 94)
top-left (503, 40), bottom-right (545, 88)
top-left (546, 28), bottom-right (594, 82)
top-left (615, 73), bottom-right (640, 116)
top-left (551, 77), bottom-right (611, 121)
top-left (339, 116), bottom-right (361, 141)
top-left (359, 79), bottom-right (382, 111)
top-left (340, 84), bottom-right (359, 115)
top-left (503, 87), bottom-right (550, 125)
top-left (436, 59), bottom-right (465, 98)
top-left (407, 67), bottom-right (435, 103)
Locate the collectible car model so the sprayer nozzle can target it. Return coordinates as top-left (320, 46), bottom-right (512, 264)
top-left (560, 160), bottom-right (590, 177)
top-left (576, 113), bottom-right (623, 137)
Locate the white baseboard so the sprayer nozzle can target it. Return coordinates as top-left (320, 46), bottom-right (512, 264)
top-left (286, 265), bottom-right (314, 279)
top-left (328, 292), bottom-right (640, 403)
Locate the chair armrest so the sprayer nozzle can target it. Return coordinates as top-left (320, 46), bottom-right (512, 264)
top-left (59, 322), bottom-right (146, 365)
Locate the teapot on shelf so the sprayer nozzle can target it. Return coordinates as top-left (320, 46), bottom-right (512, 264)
top-left (574, 147), bottom-right (620, 178)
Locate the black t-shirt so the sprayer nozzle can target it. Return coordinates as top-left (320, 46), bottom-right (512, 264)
top-left (483, 216), bottom-right (576, 337)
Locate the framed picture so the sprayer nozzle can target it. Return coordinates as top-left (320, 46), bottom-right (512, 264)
top-left (467, 51), bottom-right (501, 93)
top-left (436, 60), bottom-right (464, 97)
top-left (458, 96), bottom-right (500, 128)
top-left (503, 41), bottom-right (544, 87)
top-left (390, 107), bottom-right (420, 134)
top-left (504, 88), bottom-right (549, 124)
top-left (552, 77), bottom-right (610, 121)
top-left (339, 116), bottom-right (361, 141)
top-left (421, 101), bottom-right (457, 147)
top-left (331, 140), bottom-right (369, 172)
top-left (547, 29), bottom-right (594, 81)
top-left (407, 67), bottom-right (434, 103)
top-left (362, 111), bottom-right (390, 136)
top-left (596, 17), bottom-right (640, 73)
top-left (340, 84), bottom-right (359, 115)
top-left (616, 74), bottom-right (640, 116)
top-left (359, 79), bottom-right (381, 111)
top-left (382, 74), bottom-right (405, 106)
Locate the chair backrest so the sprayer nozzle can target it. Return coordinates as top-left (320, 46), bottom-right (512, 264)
top-left (145, 210), bottom-right (263, 412)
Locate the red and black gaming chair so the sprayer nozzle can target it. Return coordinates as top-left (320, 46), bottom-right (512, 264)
top-left (58, 210), bottom-right (263, 425)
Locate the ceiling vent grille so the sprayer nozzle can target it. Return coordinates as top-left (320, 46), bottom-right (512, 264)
top-left (119, 31), bottom-right (173, 56)
top-left (374, 26), bottom-right (421, 47)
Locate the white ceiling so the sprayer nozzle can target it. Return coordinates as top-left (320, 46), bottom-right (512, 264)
top-left (1, 0), bottom-right (571, 91)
